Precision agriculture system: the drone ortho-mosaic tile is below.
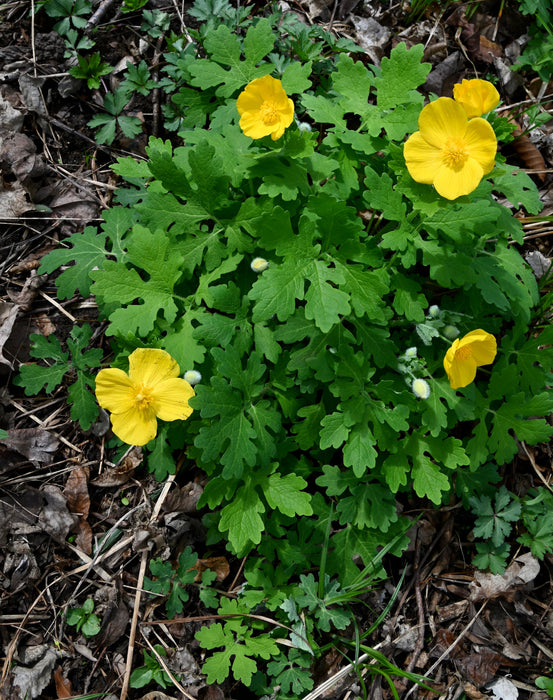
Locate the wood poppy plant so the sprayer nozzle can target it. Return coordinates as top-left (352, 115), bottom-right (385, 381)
top-left (443, 329), bottom-right (497, 389)
top-left (453, 78), bottom-right (500, 118)
top-left (403, 97), bottom-right (497, 200)
top-left (236, 75), bottom-right (294, 141)
top-left (95, 348), bottom-right (194, 446)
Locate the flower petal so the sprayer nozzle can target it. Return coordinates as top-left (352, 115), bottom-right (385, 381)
top-left (458, 329), bottom-right (497, 366)
top-left (239, 114), bottom-right (273, 139)
top-left (464, 118), bottom-right (497, 173)
top-left (128, 348), bottom-right (180, 387)
top-left (447, 357), bottom-right (478, 389)
top-left (433, 158), bottom-right (483, 199)
top-left (453, 79), bottom-right (500, 117)
top-left (95, 368), bottom-right (135, 413)
top-left (404, 131), bottom-right (444, 184)
top-left (110, 406), bottom-right (158, 446)
top-left (151, 378), bottom-right (195, 421)
top-left (418, 98), bottom-right (468, 148)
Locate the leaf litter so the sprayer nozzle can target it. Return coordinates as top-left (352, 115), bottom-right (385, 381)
top-left (0, 0), bottom-right (553, 698)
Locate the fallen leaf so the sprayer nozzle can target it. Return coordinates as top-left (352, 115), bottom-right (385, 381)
top-left (11, 645), bottom-right (59, 700)
top-left (75, 518), bottom-right (93, 555)
top-left (2, 428), bottom-right (59, 465)
top-left (90, 447), bottom-right (142, 487)
top-left (94, 599), bottom-right (129, 648)
top-left (53, 666), bottom-right (72, 698)
top-left (456, 648), bottom-right (503, 687)
top-left (0, 181), bottom-right (33, 217)
top-left (0, 302), bottom-right (20, 368)
top-left (488, 677), bottom-right (519, 700)
top-left (39, 485), bottom-right (78, 543)
top-left (469, 553), bottom-right (540, 602)
top-left (162, 481), bottom-right (204, 514)
top-left (194, 556), bottom-right (230, 583)
top-left (63, 467), bottom-right (90, 519)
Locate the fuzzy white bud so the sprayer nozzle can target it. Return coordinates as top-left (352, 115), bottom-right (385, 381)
top-left (184, 370), bottom-right (202, 386)
top-left (428, 305), bottom-right (440, 318)
top-left (404, 346), bottom-right (418, 359)
top-left (412, 378), bottom-right (431, 400)
top-left (444, 325), bottom-right (460, 340)
top-left (251, 257), bottom-right (269, 273)
top-left (298, 121), bottom-right (312, 133)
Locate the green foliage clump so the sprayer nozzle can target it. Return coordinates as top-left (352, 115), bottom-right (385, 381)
top-left (66, 598), bottom-right (101, 637)
top-left (29, 0), bottom-right (553, 694)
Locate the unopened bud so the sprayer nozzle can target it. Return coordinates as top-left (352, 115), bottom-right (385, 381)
top-left (298, 121), bottom-right (312, 133)
top-left (251, 257), bottom-right (269, 273)
top-left (404, 347), bottom-right (417, 359)
top-left (428, 305), bottom-right (440, 318)
top-left (184, 370), bottom-right (202, 386)
top-left (444, 325), bottom-right (460, 340)
top-left (412, 378), bottom-right (431, 400)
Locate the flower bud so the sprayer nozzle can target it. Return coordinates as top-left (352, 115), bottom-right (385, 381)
top-left (412, 378), bottom-right (431, 400)
top-left (444, 325), bottom-right (460, 340)
top-left (428, 305), bottom-right (440, 318)
top-left (184, 370), bottom-right (202, 386)
top-left (404, 347), bottom-right (418, 359)
top-left (298, 121), bottom-right (312, 133)
top-left (251, 257), bottom-right (269, 273)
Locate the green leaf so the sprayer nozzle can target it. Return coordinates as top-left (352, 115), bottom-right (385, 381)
top-left (332, 53), bottom-right (373, 118)
top-left (263, 473), bottom-right (312, 518)
top-left (219, 483), bottom-right (265, 554)
top-left (68, 374), bottom-right (99, 431)
top-left (38, 226), bottom-right (109, 299)
top-left (91, 226), bottom-right (183, 336)
top-left (16, 362), bottom-right (69, 395)
top-left (281, 61), bottom-right (312, 93)
top-left (374, 43), bottom-right (430, 109)
top-left (304, 260), bottom-right (350, 332)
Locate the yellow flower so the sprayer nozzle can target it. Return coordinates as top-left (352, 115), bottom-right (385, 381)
top-left (443, 329), bottom-right (497, 390)
top-left (404, 97), bottom-right (497, 200)
top-left (95, 348), bottom-right (194, 446)
top-left (236, 75), bottom-right (294, 141)
top-left (453, 78), bottom-right (500, 118)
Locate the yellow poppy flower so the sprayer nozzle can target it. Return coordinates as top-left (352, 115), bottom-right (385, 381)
top-left (404, 97), bottom-right (497, 200)
top-left (453, 78), bottom-right (500, 118)
top-left (236, 75), bottom-right (294, 141)
top-left (443, 329), bottom-right (497, 390)
top-left (95, 348), bottom-right (194, 446)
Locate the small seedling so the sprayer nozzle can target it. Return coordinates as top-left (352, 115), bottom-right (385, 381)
top-left (66, 598), bottom-right (101, 637)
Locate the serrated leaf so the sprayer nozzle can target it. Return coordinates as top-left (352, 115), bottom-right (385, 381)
top-left (219, 484), bottom-right (265, 554)
top-left (38, 226), bottom-right (109, 299)
top-left (263, 472), bottom-right (312, 517)
top-left (374, 43), bottom-right (430, 109)
top-left (68, 373), bottom-right (99, 430)
top-left (281, 60), bottom-right (312, 93)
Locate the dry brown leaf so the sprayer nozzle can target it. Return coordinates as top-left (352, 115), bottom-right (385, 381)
top-left (194, 556), bottom-right (230, 583)
top-left (456, 648), bottom-right (503, 687)
top-left (469, 553), bottom-right (540, 602)
top-left (53, 665), bottom-right (72, 698)
top-left (0, 301), bottom-right (20, 368)
top-left (137, 693), bottom-right (178, 700)
top-left (63, 467), bottom-right (90, 519)
top-left (90, 447), bottom-right (142, 487)
top-left (2, 428), bottom-right (59, 465)
top-left (75, 518), bottom-right (93, 555)
top-left (94, 599), bottom-right (129, 648)
top-left (162, 481), bottom-right (204, 514)
top-left (39, 485), bottom-right (78, 543)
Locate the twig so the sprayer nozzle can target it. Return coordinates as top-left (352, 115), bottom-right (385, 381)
top-left (521, 441), bottom-right (553, 495)
top-left (8, 398), bottom-right (82, 453)
top-left (85, 0), bottom-right (118, 33)
top-left (120, 549), bottom-right (148, 700)
top-left (405, 532), bottom-right (425, 677)
top-left (142, 634), bottom-right (196, 700)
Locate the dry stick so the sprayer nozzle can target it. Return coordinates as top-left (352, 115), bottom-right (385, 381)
top-left (142, 634), bottom-right (196, 700)
top-left (403, 601), bottom-right (488, 700)
top-left (521, 440), bottom-right (553, 496)
top-left (8, 398), bottom-right (82, 453)
top-left (405, 533), bottom-right (425, 676)
top-left (119, 474), bottom-right (177, 700)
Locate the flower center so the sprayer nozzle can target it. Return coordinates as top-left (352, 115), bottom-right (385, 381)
top-left (456, 345), bottom-right (473, 361)
top-left (260, 100), bottom-right (279, 125)
top-left (442, 138), bottom-right (469, 168)
top-left (133, 383), bottom-right (154, 410)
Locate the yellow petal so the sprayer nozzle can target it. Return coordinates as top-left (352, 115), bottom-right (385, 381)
top-left (453, 79), bottom-right (500, 117)
top-left (447, 357), bottom-right (478, 389)
top-left (151, 378), bottom-right (195, 421)
top-left (110, 406), bottom-right (158, 446)
top-left (95, 368), bottom-right (135, 413)
top-left (433, 158), bottom-right (483, 199)
top-left (404, 131), bottom-right (444, 184)
top-left (458, 329), bottom-right (497, 366)
top-left (239, 113), bottom-right (272, 139)
top-left (128, 348), bottom-right (180, 387)
top-left (237, 91), bottom-right (263, 116)
top-left (418, 98), bottom-right (468, 148)
top-left (464, 118), bottom-right (497, 173)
